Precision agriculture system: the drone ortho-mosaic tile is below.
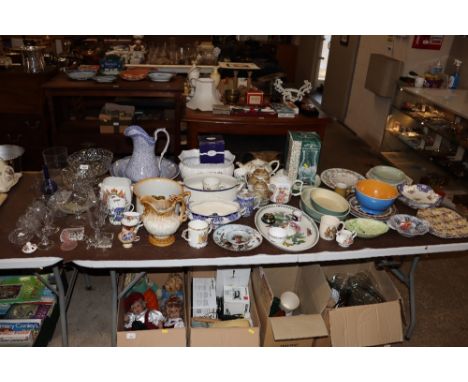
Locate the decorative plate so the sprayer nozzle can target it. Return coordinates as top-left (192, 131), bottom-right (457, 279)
top-left (255, 204), bottom-right (319, 252)
top-left (397, 183), bottom-right (442, 209)
top-left (417, 208), bottom-right (468, 239)
top-left (212, 224), bottom-right (263, 252)
top-left (344, 218), bottom-right (389, 239)
top-left (110, 156), bottom-right (179, 180)
top-left (320, 168), bottom-right (365, 190)
top-left (348, 195), bottom-right (397, 221)
top-left (387, 214), bottom-right (430, 238)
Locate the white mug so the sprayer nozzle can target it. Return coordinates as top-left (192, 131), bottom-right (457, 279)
top-left (414, 76), bottom-right (425, 88)
top-left (202, 176), bottom-right (221, 191)
top-left (336, 226), bottom-right (357, 248)
top-left (99, 176), bottom-right (132, 206)
top-left (107, 195), bottom-right (134, 225)
top-left (181, 220), bottom-right (212, 249)
top-left (268, 174), bottom-right (303, 204)
top-left (319, 215), bottom-right (342, 241)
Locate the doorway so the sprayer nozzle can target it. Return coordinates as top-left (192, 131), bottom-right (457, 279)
top-left (311, 35), bottom-right (331, 105)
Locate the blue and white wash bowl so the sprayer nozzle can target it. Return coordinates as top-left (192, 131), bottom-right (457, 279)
top-left (188, 200), bottom-right (246, 227)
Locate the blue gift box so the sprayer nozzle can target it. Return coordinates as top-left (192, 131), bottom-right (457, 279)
top-left (199, 135), bottom-right (225, 163)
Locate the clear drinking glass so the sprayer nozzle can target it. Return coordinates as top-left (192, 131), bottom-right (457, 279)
top-left (86, 200), bottom-right (108, 248)
top-left (42, 146), bottom-right (68, 185)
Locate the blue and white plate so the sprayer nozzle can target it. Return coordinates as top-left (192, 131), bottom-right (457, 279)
top-left (387, 214), bottom-right (430, 238)
top-left (348, 195), bottom-right (397, 221)
top-left (397, 183), bottom-right (442, 209)
top-left (188, 200), bottom-right (245, 228)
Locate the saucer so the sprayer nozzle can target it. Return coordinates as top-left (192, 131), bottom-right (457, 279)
top-left (387, 214), bottom-right (430, 238)
top-left (213, 224), bottom-right (263, 252)
top-left (255, 204), bottom-right (319, 252)
top-left (110, 156), bottom-right (179, 180)
top-left (348, 195), bottom-right (397, 221)
top-left (320, 168), bottom-right (365, 190)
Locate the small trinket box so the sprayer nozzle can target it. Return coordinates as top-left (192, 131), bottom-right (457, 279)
top-left (246, 90), bottom-right (264, 106)
top-left (199, 135), bottom-right (225, 164)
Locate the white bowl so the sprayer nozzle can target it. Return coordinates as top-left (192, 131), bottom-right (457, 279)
top-left (148, 72), bottom-right (174, 82)
top-left (183, 174), bottom-right (242, 203)
top-left (133, 177), bottom-right (186, 213)
top-left (178, 149), bottom-right (235, 180)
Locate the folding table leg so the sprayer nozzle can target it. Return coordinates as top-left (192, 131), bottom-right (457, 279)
top-left (376, 256), bottom-right (420, 340)
top-left (53, 265), bottom-right (68, 347)
top-left (110, 270), bottom-right (118, 347)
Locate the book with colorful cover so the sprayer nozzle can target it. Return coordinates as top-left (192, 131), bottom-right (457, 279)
top-left (0, 319), bottom-right (42, 346)
top-left (5, 302), bottom-right (54, 320)
top-left (0, 275), bottom-right (55, 304)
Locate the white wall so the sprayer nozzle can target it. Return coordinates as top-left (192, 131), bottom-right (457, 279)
top-left (344, 35), bottom-right (454, 151)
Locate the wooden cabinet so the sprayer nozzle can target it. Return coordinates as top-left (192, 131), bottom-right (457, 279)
top-left (43, 73), bottom-right (185, 158)
top-left (0, 68), bottom-right (57, 170)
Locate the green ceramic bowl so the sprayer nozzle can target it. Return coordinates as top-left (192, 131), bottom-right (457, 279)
top-left (309, 187), bottom-right (350, 216)
top-left (344, 218), bottom-right (389, 239)
top-left (300, 187), bottom-right (349, 223)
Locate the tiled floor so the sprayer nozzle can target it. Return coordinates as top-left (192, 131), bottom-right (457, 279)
top-left (49, 121), bottom-right (468, 346)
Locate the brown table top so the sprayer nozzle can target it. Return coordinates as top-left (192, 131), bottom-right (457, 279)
top-left (42, 72), bottom-right (185, 93)
top-left (1, 173), bottom-right (467, 270)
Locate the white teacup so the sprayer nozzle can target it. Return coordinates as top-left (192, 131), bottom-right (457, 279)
top-left (268, 226), bottom-right (287, 244)
top-left (121, 211), bottom-right (142, 227)
top-left (181, 220), bottom-right (212, 249)
top-left (319, 215), bottom-right (342, 241)
top-left (336, 226), bottom-right (357, 248)
top-left (202, 176), bottom-right (221, 191)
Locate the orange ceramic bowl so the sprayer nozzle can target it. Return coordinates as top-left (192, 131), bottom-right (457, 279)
top-left (356, 179), bottom-right (398, 200)
top-left (355, 179), bottom-right (398, 214)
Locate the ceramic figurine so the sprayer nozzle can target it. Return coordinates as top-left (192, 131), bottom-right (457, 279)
top-left (124, 292), bottom-right (164, 330)
top-left (123, 125), bottom-right (170, 182)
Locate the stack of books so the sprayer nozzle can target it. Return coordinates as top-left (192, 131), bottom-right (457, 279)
top-left (0, 275), bottom-right (57, 346)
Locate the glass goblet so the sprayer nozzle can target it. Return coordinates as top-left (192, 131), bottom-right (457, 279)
top-left (86, 200), bottom-right (108, 248)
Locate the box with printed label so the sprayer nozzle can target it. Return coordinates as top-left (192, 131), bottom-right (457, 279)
top-left (284, 131), bottom-right (321, 185)
top-left (117, 272), bottom-right (187, 347)
top-left (188, 269), bottom-right (260, 347)
top-left (223, 286), bottom-right (250, 317)
top-left (198, 135), bottom-right (225, 163)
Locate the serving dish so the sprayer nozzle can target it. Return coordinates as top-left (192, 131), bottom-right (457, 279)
top-left (67, 148), bottom-right (113, 179)
top-left (417, 207), bottom-right (468, 239)
top-left (320, 168), bottom-right (365, 190)
top-left (110, 156), bottom-right (179, 180)
top-left (212, 224), bottom-right (263, 252)
top-left (65, 70), bottom-right (96, 81)
top-left (93, 75), bottom-right (117, 83)
top-left (255, 204), bottom-right (319, 252)
top-left (300, 187), bottom-right (349, 223)
top-left (366, 166), bottom-right (411, 186)
top-left (355, 179), bottom-right (398, 214)
top-left (387, 214), bottom-right (430, 238)
top-left (344, 218), bottom-right (389, 239)
top-left (178, 149), bottom-right (235, 180)
top-left (188, 200), bottom-right (245, 227)
top-left (397, 183), bottom-right (442, 209)
top-left (147, 72), bottom-right (174, 82)
top-left (119, 69), bottom-right (148, 81)
top-left (309, 187), bottom-right (349, 216)
top-left (183, 174), bottom-right (242, 203)
top-left (348, 195), bottom-right (397, 221)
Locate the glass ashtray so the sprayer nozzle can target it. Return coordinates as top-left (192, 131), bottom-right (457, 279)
top-left (9, 228), bottom-right (34, 246)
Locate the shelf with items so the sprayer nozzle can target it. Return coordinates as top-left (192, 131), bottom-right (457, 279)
top-left (383, 88), bottom-right (468, 192)
top-left (43, 73), bottom-right (185, 156)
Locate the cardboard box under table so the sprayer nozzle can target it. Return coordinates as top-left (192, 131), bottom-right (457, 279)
top-left (251, 265), bottom-right (329, 347)
top-left (117, 272), bottom-right (187, 347)
top-left (321, 262), bottom-right (404, 347)
top-left (188, 270), bottom-right (260, 347)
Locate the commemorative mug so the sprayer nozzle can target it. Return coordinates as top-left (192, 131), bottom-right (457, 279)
top-left (107, 194), bottom-right (134, 225)
top-left (99, 176), bottom-right (132, 206)
top-left (319, 215), bottom-right (342, 241)
top-left (236, 189), bottom-right (260, 217)
top-left (181, 220), bottom-right (212, 249)
top-left (268, 174), bottom-right (303, 204)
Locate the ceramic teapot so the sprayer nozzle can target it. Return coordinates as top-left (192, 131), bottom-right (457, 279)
top-left (236, 158), bottom-right (280, 176)
top-left (140, 192), bottom-right (190, 247)
top-left (247, 168), bottom-right (270, 190)
top-left (0, 159), bottom-right (16, 193)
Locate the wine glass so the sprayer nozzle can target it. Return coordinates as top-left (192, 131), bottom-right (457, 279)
top-left (86, 199), bottom-right (108, 248)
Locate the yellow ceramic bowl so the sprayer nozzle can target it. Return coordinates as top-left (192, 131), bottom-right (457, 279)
top-left (356, 179), bottom-right (398, 200)
top-left (309, 187), bottom-right (349, 216)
